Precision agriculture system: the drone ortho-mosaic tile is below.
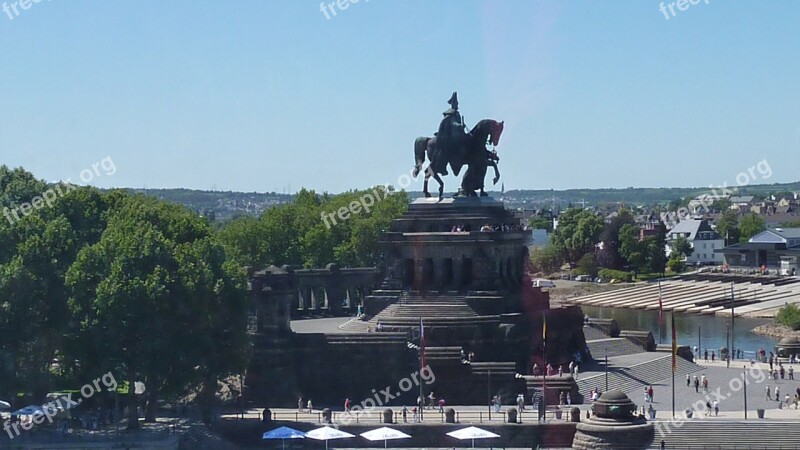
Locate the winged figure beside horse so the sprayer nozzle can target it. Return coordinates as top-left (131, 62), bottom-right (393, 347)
top-left (413, 92), bottom-right (504, 199)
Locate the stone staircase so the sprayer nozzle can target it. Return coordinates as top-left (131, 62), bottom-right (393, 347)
top-left (179, 423), bottom-right (240, 450)
top-left (577, 354), bottom-right (703, 399)
top-left (586, 337), bottom-right (647, 359)
top-left (649, 420), bottom-right (800, 449)
top-left (583, 325), bottom-right (610, 341)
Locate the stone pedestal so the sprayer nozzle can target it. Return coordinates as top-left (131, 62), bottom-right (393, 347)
top-left (572, 390), bottom-right (654, 450)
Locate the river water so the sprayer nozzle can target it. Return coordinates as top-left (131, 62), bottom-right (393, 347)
top-left (581, 305), bottom-right (778, 357)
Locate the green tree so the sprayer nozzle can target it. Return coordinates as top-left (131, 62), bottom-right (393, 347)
top-left (776, 304), bottom-right (800, 330)
top-left (529, 244), bottom-right (562, 274)
top-left (576, 253), bottom-right (599, 278)
top-left (716, 210), bottom-right (740, 245)
top-left (67, 195), bottom-right (248, 428)
top-left (739, 213), bottom-right (766, 243)
top-left (528, 215), bottom-right (553, 233)
top-left (551, 208), bottom-right (604, 266)
top-left (671, 237), bottom-right (694, 259)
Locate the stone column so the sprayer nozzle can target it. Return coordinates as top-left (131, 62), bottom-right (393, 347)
top-left (433, 259), bottom-right (448, 289)
top-left (452, 257), bottom-right (464, 290)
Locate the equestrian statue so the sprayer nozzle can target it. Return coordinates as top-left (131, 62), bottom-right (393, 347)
top-left (413, 92), bottom-right (504, 199)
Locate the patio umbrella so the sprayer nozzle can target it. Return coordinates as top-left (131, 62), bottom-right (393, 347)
top-left (446, 426), bottom-right (500, 448)
top-left (360, 426), bottom-right (411, 448)
top-left (0, 401), bottom-right (10, 410)
top-left (306, 426), bottom-right (354, 450)
top-left (262, 426), bottom-right (306, 450)
top-left (12, 405), bottom-right (45, 416)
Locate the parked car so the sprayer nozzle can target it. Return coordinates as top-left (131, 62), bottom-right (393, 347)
top-left (532, 279), bottom-right (556, 288)
top-left (575, 275), bottom-right (592, 282)
top-left (560, 274), bottom-right (571, 280)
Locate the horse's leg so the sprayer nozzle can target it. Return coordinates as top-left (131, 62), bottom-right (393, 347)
top-left (423, 166), bottom-right (432, 198)
top-left (434, 173), bottom-right (444, 200)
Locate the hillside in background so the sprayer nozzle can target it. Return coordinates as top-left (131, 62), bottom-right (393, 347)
top-left (130, 181), bottom-right (800, 221)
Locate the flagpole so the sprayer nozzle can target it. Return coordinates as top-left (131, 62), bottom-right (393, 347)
top-left (658, 280), bottom-right (663, 345)
top-left (419, 318), bottom-right (424, 422)
top-left (542, 310), bottom-right (547, 423)
top-left (671, 310), bottom-right (676, 419)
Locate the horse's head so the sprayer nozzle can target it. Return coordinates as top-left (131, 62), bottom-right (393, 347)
top-left (489, 120), bottom-right (504, 147)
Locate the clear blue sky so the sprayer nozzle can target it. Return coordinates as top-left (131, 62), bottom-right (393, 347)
top-left (1, 1), bottom-right (798, 193)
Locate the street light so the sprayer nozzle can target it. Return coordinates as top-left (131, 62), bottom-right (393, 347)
top-left (605, 347), bottom-right (609, 391)
top-left (743, 365), bottom-right (748, 419)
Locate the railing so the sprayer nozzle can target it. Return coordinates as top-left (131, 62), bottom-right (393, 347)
top-left (270, 407), bottom-right (572, 424)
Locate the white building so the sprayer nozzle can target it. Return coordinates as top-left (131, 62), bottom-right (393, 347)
top-left (665, 219), bottom-right (724, 265)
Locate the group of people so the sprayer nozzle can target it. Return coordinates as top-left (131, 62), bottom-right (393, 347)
top-left (531, 362), bottom-right (580, 379)
top-left (479, 223), bottom-right (527, 232)
top-left (643, 385), bottom-right (655, 403)
top-left (687, 373), bottom-right (710, 393)
top-left (297, 396), bottom-right (313, 413)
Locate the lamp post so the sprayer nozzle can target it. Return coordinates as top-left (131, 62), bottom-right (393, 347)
top-left (605, 347), bottom-right (609, 391)
top-left (743, 365), bottom-right (748, 419)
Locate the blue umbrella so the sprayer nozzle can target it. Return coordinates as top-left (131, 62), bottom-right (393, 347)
top-left (263, 426), bottom-right (306, 450)
top-left (12, 405), bottom-right (45, 416)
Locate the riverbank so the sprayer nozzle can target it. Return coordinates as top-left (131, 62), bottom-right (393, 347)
top-left (751, 322), bottom-right (800, 339)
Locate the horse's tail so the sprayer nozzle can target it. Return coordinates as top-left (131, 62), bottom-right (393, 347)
top-left (413, 137), bottom-right (428, 177)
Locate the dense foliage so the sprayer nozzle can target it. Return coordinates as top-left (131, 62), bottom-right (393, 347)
top-left (0, 166), bottom-right (248, 428)
top-left (776, 304), bottom-right (800, 331)
top-left (217, 187), bottom-right (408, 270)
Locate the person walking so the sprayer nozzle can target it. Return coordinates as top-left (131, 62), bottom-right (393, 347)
top-left (766, 385), bottom-right (771, 401)
top-left (713, 400), bottom-right (719, 416)
top-left (694, 376), bottom-right (700, 393)
top-left (648, 385), bottom-right (654, 403)
top-left (686, 373), bottom-right (691, 387)
top-left (711, 351), bottom-right (715, 362)
top-left (776, 386), bottom-right (780, 402)
top-left (344, 398), bottom-right (351, 413)
top-left (307, 399), bottom-right (313, 413)
top-left (704, 349), bottom-right (708, 362)
top-left (298, 396), bottom-right (303, 412)
top-left (789, 366), bottom-right (794, 380)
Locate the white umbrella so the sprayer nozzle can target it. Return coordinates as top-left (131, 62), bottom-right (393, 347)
top-left (446, 426), bottom-right (500, 448)
top-left (360, 426), bottom-right (411, 448)
top-left (0, 401), bottom-right (10, 410)
top-left (306, 426), bottom-right (354, 450)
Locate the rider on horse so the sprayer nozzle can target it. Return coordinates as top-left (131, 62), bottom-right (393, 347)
top-left (435, 92), bottom-right (468, 176)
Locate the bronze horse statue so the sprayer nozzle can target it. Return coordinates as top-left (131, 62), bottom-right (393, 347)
top-left (413, 119), bottom-right (504, 199)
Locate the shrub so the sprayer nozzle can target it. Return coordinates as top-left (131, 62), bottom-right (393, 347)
top-left (598, 268), bottom-right (633, 283)
top-left (776, 304), bottom-right (800, 331)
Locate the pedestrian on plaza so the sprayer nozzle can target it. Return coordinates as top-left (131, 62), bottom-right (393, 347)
top-left (712, 351), bottom-right (715, 362)
top-left (648, 385), bottom-right (654, 402)
top-left (517, 393), bottom-right (525, 411)
top-left (344, 398), bottom-right (351, 413)
top-left (438, 398), bottom-right (445, 413)
top-left (713, 400), bottom-right (719, 416)
top-left (686, 373), bottom-right (691, 387)
top-left (704, 349), bottom-right (708, 362)
top-left (560, 391), bottom-right (566, 406)
top-left (766, 385), bottom-right (771, 400)
top-left (790, 366), bottom-right (795, 380)
top-left (298, 396), bottom-right (303, 412)
top-left (558, 365), bottom-right (564, 377)
top-left (307, 399), bottom-right (313, 413)
top-left (567, 392), bottom-right (572, 406)
top-left (770, 353), bottom-right (774, 371)
top-left (703, 377), bottom-right (709, 392)
top-left (705, 400), bottom-right (712, 417)
top-left (412, 406), bottom-right (418, 423)
top-left (776, 387), bottom-right (781, 402)
top-left (402, 406), bottom-right (408, 422)
top-left (781, 365), bottom-right (786, 380)
top-left (532, 363), bottom-right (539, 375)
top-left (644, 388), bottom-right (649, 403)
top-left (774, 369), bottom-right (779, 381)
top-left (785, 394), bottom-right (790, 408)
top-left (694, 376), bottom-right (700, 393)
